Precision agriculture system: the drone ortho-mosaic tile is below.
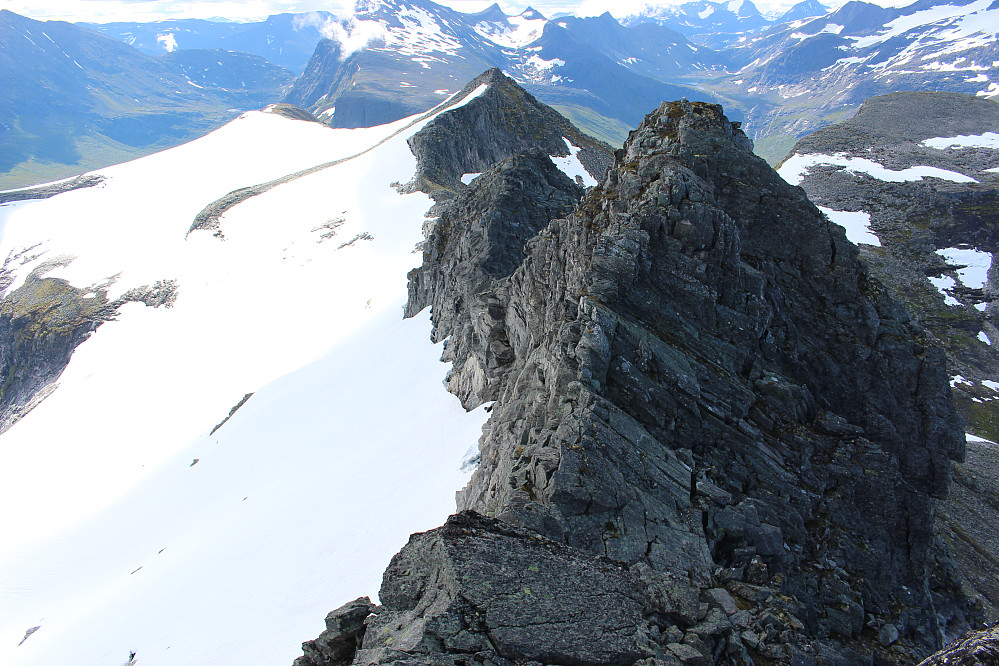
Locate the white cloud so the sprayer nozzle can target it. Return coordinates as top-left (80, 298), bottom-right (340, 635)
top-left (293, 11), bottom-right (388, 56)
top-left (156, 31), bottom-right (178, 51)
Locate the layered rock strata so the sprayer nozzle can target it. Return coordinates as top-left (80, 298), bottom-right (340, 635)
top-left (296, 87), bottom-right (970, 665)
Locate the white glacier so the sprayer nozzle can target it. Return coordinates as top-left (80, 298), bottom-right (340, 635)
top-left (0, 92), bottom-right (492, 666)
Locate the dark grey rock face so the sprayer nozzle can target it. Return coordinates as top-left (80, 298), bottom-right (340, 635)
top-left (781, 92), bottom-right (999, 624)
top-left (293, 597), bottom-right (377, 666)
top-left (406, 150), bottom-right (584, 407)
top-left (355, 511), bottom-right (682, 666)
top-left (296, 88), bottom-right (969, 665)
top-left (0, 275), bottom-right (115, 432)
top-left (0, 175), bottom-right (105, 204)
top-left (407, 68), bottom-right (613, 196)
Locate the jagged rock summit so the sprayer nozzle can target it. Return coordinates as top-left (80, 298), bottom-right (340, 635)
top-left (408, 67), bottom-right (612, 195)
top-left (295, 88), bottom-right (970, 665)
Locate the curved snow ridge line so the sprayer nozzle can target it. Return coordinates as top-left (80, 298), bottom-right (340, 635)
top-left (187, 84), bottom-right (490, 239)
top-left (0, 174), bottom-right (105, 204)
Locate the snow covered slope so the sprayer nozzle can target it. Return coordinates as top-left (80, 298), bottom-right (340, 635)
top-left (0, 90), bottom-right (491, 665)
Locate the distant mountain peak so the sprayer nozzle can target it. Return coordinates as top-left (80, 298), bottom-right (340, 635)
top-left (778, 0), bottom-right (829, 22)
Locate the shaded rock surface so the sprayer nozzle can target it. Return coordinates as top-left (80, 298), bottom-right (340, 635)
top-left (293, 597), bottom-right (377, 666)
top-left (783, 92), bottom-right (999, 441)
top-left (0, 275), bottom-right (115, 432)
top-left (355, 511), bottom-right (686, 666)
top-left (782, 91), bottom-right (999, 623)
top-left (407, 68), bottom-right (613, 196)
top-left (296, 80), bottom-right (971, 665)
top-left (0, 264), bottom-right (177, 432)
top-left (406, 150), bottom-right (585, 407)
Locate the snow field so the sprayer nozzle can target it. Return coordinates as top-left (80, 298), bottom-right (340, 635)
top-left (0, 92), bottom-right (492, 665)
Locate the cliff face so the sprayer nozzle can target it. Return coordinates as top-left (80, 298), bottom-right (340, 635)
top-left (295, 79), bottom-right (970, 666)
top-left (406, 68), bottom-right (613, 196)
top-left (779, 91), bottom-right (999, 623)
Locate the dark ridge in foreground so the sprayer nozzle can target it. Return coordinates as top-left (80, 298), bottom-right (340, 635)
top-left (294, 82), bottom-right (972, 665)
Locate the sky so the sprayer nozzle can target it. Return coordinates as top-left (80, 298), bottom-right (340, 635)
top-left (1, 0), bottom-right (910, 24)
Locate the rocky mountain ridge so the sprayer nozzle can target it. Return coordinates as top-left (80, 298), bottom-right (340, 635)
top-left (294, 73), bottom-right (975, 666)
top-left (778, 89), bottom-right (999, 625)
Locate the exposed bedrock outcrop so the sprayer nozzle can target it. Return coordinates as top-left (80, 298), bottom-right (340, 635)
top-left (406, 149), bottom-right (585, 407)
top-left (0, 261), bottom-right (177, 431)
top-left (407, 68), bottom-right (612, 196)
top-left (782, 92), bottom-right (999, 622)
top-left (296, 89), bottom-right (971, 665)
top-left (917, 624), bottom-right (999, 666)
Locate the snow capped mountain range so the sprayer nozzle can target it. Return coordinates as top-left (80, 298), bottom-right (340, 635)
top-left (709, 0), bottom-right (999, 158)
top-left (5, 0), bottom-right (997, 187)
top-left (624, 0), bottom-right (775, 45)
top-left (281, 0), bottom-right (724, 147)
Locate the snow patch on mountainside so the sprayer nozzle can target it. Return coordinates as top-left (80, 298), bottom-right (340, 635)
top-left (550, 138), bottom-right (596, 186)
top-left (930, 274), bottom-right (962, 306)
top-left (778, 153), bottom-right (978, 185)
top-left (850, 0), bottom-right (996, 50)
top-left (474, 13), bottom-right (547, 49)
top-left (923, 131), bottom-right (999, 150)
top-left (937, 247), bottom-right (993, 289)
top-left (817, 206), bottom-right (879, 246)
top-left (363, 5), bottom-right (462, 59)
top-left (0, 100), bottom-right (492, 666)
top-left (790, 23), bottom-right (842, 39)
